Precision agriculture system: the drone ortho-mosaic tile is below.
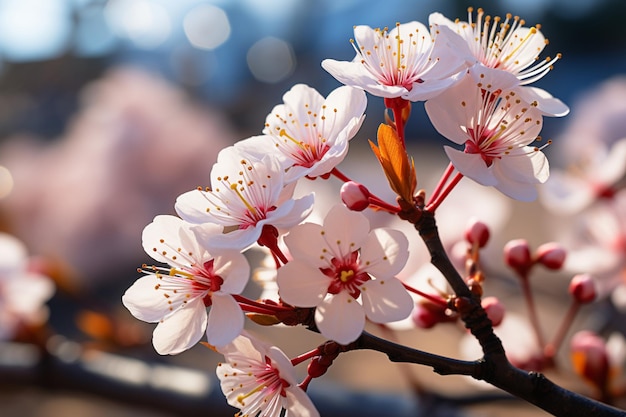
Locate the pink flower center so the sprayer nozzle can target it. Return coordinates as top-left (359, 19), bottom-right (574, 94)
top-left (188, 260), bottom-right (224, 306)
top-left (320, 250), bottom-right (371, 298)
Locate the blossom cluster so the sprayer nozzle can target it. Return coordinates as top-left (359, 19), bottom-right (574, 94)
top-left (122, 7), bottom-right (570, 417)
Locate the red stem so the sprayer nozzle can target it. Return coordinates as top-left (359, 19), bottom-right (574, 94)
top-left (234, 294), bottom-right (294, 315)
top-left (403, 283), bottom-right (449, 307)
top-left (330, 167), bottom-right (352, 183)
top-left (544, 301), bottom-right (581, 360)
top-left (291, 348), bottom-right (322, 367)
top-left (425, 172), bottom-right (464, 212)
top-left (519, 275), bottom-right (547, 352)
top-left (428, 162), bottom-right (455, 206)
top-left (298, 375), bottom-right (314, 392)
top-left (368, 195), bottom-right (401, 213)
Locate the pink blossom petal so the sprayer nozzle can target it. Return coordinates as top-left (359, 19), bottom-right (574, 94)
top-left (517, 86), bottom-right (570, 117)
top-left (494, 146), bottom-right (549, 184)
top-left (321, 86), bottom-right (367, 142)
top-left (444, 146), bottom-right (497, 186)
top-left (4, 272), bottom-right (55, 314)
top-left (540, 172), bottom-right (594, 213)
top-left (202, 226), bottom-right (261, 251)
top-left (175, 189), bottom-right (226, 226)
top-left (360, 277), bottom-right (414, 323)
top-left (268, 345), bottom-right (298, 385)
top-left (599, 138), bottom-right (626, 184)
top-left (492, 167), bottom-right (540, 201)
top-left (322, 205), bottom-right (370, 258)
top-left (270, 193), bottom-right (315, 229)
top-left (276, 260), bottom-right (328, 307)
top-left (315, 292), bottom-right (365, 345)
top-left (425, 80), bottom-right (474, 145)
top-left (212, 252), bottom-right (250, 295)
top-left (284, 388), bottom-right (321, 417)
top-left (217, 329), bottom-right (265, 362)
top-left (402, 76), bottom-right (462, 102)
top-left (283, 223), bottom-right (327, 268)
top-left (359, 228), bottom-right (409, 278)
top-left (206, 293), bottom-right (244, 347)
top-left (122, 274), bottom-right (172, 323)
top-left (0, 233), bottom-right (27, 273)
top-left (152, 298), bottom-right (207, 355)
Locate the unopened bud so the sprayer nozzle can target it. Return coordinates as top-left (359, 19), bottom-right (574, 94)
top-left (535, 242), bottom-right (567, 270)
top-left (504, 239), bottom-right (532, 276)
top-left (481, 296), bottom-right (505, 327)
top-left (465, 217), bottom-right (490, 248)
top-left (569, 274), bottom-right (597, 304)
top-left (570, 330), bottom-right (610, 390)
top-left (340, 181), bottom-right (370, 211)
top-left (412, 300), bottom-right (454, 329)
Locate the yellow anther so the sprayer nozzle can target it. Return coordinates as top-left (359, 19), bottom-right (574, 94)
top-left (230, 183), bottom-right (258, 216)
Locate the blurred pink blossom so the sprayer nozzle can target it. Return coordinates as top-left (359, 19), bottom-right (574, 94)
top-left (0, 67), bottom-right (236, 288)
top-left (0, 232), bottom-right (54, 340)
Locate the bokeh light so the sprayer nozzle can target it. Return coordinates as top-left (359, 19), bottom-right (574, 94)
top-left (183, 4), bottom-right (231, 51)
top-left (246, 36), bottom-right (295, 83)
top-left (0, 0), bottom-right (71, 62)
top-left (104, 0), bottom-right (172, 50)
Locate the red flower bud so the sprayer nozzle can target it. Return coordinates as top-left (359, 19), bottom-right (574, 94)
top-left (535, 242), bottom-right (566, 270)
top-left (570, 330), bottom-right (610, 390)
top-left (481, 296), bottom-right (505, 327)
top-left (569, 274), bottom-right (597, 304)
top-left (504, 239), bottom-right (532, 276)
top-left (411, 299), bottom-right (455, 329)
top-left (464, 217), bottom-right (490, 248)
top-left (340, 181), bottom-right (370, 211)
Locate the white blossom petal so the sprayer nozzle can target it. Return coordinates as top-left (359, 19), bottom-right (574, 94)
top-left (152, 298), bottom-right (207, 355)
top-left (444, 147), bottom-right (497, 186)
top-left (315, 292), bottom-right (365, 345)
top-left (206, 293), bottom-right (244, 347)
top-left (321, 205), bottom-right (370, 258)
top-left (516, 86), bottom-right (570, 117)
top-left (276, 260), bottom-right (329, 307)
top-left (122, 274), bottom-right (171, 323)
top-left (359, 228), bottom-right (409, 278)
top-left (360, 277), bottom-right (413, 323)
top-left (211, 251), bottom-right (250, 295)
top-left (284, 388), bottom-right (320, 417)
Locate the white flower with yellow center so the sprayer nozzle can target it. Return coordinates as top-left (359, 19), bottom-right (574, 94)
top-left (425, 66), bottom-right (549, 201)
top-left (277, 204), bottom-right (413, 345)
top-left (255, 83), bottom-right (366, 182)
top-left (216, 331), bottom-right (319, 417)
top-left (429, 8), bottom-right (569, 117)
top-left (321, 21), bottom-right (465, 102)
top-left (122, 215), bottom-right (250, 354)
top-left (175, 146), bottom-right (314, 251)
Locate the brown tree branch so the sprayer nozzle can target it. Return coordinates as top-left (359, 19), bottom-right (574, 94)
top-left (396, 205), bottom-right (626, 417)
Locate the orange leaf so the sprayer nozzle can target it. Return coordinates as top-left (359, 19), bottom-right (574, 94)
top-left (371, 124), bottom-right (417, 203)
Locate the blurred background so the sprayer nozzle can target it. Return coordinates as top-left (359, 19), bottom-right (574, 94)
top-left (1, 0), bottom-right (626, 416)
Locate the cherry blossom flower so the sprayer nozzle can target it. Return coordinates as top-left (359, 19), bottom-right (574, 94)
top-left (175, 146), bottom-right (314, 250)
top-left (541, 138), bottom-right (626, 213)
top-left (276, 204), bottom-right (413, 344)
top-left (122, 215), bottom-right (250, 354)
top-left (429, 8), bottom-right (569, 117)
top-left (321, 21), bottom-right (465, 102)
top-left (425, 66), bottom-right (548, 201)
top-left (559, 189), bottom-right (626, 297)
top-left (0, 232), bottom-right (55, 340)
top-left (246, 83), bottom-right (367, 182)
top-left (216, 331), bottom-right (319, 417)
